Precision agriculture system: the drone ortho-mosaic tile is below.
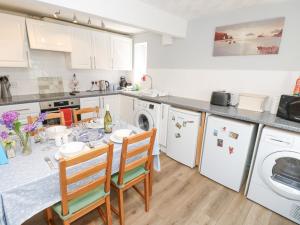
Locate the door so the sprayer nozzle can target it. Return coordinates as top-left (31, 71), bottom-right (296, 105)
top-left (69, 27), bottom-right (93, 69)
top-left (80, 97), bottom-right (100, 120)
top-left (92, 31), bottom-right (112, 70)
top-left (134, 110), bottom-right (154, 131)
top-left (111, 35), bottom-right (132, 71)
top-left (119, 95), bottom-right (135, 124)
top-left (261, 151), bottom-right (300, 200)
top-left (26, 18), bottom-right (72, 52)
top-left (100, 95), bottom-right (120, 120)
top-left (200, 115), bottom-right (256, 191)
top-left (0, 13), bottom-right (28, 67)
top-left (167, 108), bottom-right (201, 168)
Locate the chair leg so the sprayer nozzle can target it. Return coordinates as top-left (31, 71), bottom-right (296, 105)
top-left (63, 221), bottom-right (70, 225)
top-left (144, 174), bottom-right (150, 212)
top-left (45, 208), bottom-right (54, 225)
top-left (149, 162), bottom-right (154, 196)
top-left (118, 189), bottom-right (125, 225)
top-left (106, 195), bottom-right (112, 225)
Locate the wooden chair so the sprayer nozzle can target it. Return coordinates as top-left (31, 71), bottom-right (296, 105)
top-left (72, 107), bottom-right (99, 124)
top-left (45, 143), bottom-right (114, 225)
top-left (27, 112), bottom-right (66, 126)
top-left (111, 128), bottom-right (157, 225)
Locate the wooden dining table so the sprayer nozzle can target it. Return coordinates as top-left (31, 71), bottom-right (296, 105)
top-left (0, 123), bottom-right (160, 225)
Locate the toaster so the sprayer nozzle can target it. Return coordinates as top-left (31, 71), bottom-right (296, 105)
top-left (210, 91), bottom-right (231, 106)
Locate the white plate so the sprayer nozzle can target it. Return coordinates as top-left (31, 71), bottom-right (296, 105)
top-left (86, 122), bottom-right (104, 129)
top-left (55, 145), bottom-right (90, 160)
top-left (113, 129), bottom-right (132, 140)
top-left (59, 142), bottom-right (90, 158)
top-left (46, 128), bottom-right (72, 140)
top-left (109, 134), bottom-right (123, 144)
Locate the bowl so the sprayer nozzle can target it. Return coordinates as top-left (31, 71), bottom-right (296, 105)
top-left (46, 125), bottom-right (67, 139)
top-left (59, 142), bottom-right (89, 158)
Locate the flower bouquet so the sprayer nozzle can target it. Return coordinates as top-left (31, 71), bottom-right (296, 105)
top-left (0, 111), bottom-right (46, 155)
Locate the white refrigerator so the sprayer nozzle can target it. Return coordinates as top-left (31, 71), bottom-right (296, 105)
top-left (167, 107), bottom-right (201, 168)
top-left (200, 115), bottom-right (257, 192)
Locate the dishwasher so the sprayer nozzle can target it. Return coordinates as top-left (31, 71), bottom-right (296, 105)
top-left (166, 107), bottom-right (201, 168)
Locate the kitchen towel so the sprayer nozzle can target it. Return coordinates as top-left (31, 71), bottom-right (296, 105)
top-left (60, 108), bottom-right (73, 126)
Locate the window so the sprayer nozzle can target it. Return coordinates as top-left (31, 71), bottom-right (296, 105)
top-left (133, 42), bottom-right (147, 84)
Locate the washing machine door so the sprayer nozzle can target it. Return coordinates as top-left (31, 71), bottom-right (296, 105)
top-left (261, 151), bottom-right (300, 200)
top-left (134, 110), bottom-right (154, 131)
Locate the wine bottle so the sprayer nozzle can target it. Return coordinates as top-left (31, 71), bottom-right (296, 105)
top-left (104, 104), bottom-right (112, 133)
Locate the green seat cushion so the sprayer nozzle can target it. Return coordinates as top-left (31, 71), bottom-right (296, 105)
top-left (112, 165), bottom-right (148, 188)
top-left (52, 185), bottom-right (108, 220)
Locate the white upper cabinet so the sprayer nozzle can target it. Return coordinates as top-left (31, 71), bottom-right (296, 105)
top-left (92, 31), bottom-right (112, 70)
top-left (26, 18), bottom-right (72, 52)
top-left (111, 35), bottom-right (133, 71)
top-left (69, 27), bottom-right (93, 69)
top-left (0, 13), bottom-right (29, 67)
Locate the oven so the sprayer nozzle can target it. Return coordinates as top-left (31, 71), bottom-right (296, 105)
top-left (39, 98), bottom-right (80, 126)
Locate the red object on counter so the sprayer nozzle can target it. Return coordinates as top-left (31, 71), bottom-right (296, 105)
top-left (60, 108), bottom-right (73, 126)
top-left (293, 77), bottom-right (300, 96)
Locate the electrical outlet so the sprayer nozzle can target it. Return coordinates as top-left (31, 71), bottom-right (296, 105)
top-left (10, 82), bottom-right (18, 89)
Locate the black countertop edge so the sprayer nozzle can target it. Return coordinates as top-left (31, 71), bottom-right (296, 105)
top-left (1, 90), bottom-right (300, 133)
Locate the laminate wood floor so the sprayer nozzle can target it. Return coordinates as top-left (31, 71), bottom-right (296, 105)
top-left (24, 154), bottom-right (296, 225)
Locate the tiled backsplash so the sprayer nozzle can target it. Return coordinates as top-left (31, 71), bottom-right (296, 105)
top-left (38, 77), bottom-right (64, 94)
top-left (0, 50), bottom-right (127, 96)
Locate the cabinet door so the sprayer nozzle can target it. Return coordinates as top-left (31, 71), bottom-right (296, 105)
top-left (92, 31), bottom-right (112, 70)
top-left (159, 104), bottom-right (170, 150)
top-left (111, 35), bottom-right (132, 71)
top-left (100, 95), bottom-right (120, 120)
top-left (0, 13), bottom-right (28, 67)
top-left (80, 97), bottom-right (100, 120)
top-left (26, 18), bottom-right (72, 52)
top-left (119, 95), bottom-right (135, 124)
top-left (69, 27), bottom-right (93, 69)
top-left (0, 103), bottom-right (40, 125)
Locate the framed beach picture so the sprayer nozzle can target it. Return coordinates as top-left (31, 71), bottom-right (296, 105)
top-left (213, 17), bottom-right (285, 56)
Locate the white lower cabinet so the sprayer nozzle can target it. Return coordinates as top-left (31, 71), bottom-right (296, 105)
top-left (119, 95), bottom-right (136, 124)
top-left (0, 103), bottom-right (40, 124)
top-left (159, 104), bottom-right (170, 152)
top-left (99, 95), bottom-right (120, 120)
top-left (79, 97), bottom-right (100, 120)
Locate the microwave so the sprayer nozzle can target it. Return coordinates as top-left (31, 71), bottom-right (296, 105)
top-left (277, 95), bottom-right (300, 122)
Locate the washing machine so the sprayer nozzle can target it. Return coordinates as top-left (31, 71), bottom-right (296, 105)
top-left (247, 127), bottom-right (300, 224)
top-left (134, 99), bottom-right (161, 139)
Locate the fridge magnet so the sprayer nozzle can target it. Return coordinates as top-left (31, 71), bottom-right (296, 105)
top-left (222, 127), bottom-right (227, 132)
top-left (175, 122), bottom-right (182, 129)
top-left (213, 129), bottom-right (218, 136)
top-left (229, 146), bottom-right (234, 155)
top-left (229, 132), bottom-right (239, 140)
top-left (217, 139), bottom-right (223, 147)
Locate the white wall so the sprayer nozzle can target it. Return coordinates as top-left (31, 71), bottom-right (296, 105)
top-left (0, 50), bottom-right (125, 96)
top-left (133, 0), bottom-right (300, 111)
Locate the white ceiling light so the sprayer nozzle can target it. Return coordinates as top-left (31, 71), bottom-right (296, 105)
top-left (72, 14), bottom-right (78, 23)
top-left (53, 10), bottom-right (60, 18)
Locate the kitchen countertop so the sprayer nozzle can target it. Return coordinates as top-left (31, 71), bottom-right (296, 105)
top-left (1, 90), bottom-right (300, 133)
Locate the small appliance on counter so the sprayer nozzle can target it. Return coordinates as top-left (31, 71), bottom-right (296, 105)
top-left (210, 91), bottom-right (231, 106)
top-left (277, 95), bottom-right (300, 122)
top-left (0, 76), bottom-right (12, 99)
top-left (99, 80), bottom-right (110, 91)
top-left (119, 76), bottom-right (127, 89)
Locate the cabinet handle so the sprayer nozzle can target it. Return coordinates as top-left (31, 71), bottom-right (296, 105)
top-left (102, 97), bottom-right (104, 108)
top-left (94, 56), bottom-right (96, 69)
top-left (15, 108), bottom-right (30, 112)
top-left (90, 56), bottom-right (93, 68)
top-left (161, 105), bottom-right (164, 119)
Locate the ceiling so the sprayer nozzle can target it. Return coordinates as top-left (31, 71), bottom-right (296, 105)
top-left (0, 0), bottom-right (144, 34)
top-left (140, 0), bottom-right (288, 20)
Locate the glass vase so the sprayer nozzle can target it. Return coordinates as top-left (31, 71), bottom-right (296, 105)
top-left (17, 133), bottom-right (32, 156)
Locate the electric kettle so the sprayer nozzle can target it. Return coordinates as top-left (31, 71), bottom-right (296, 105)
top-left (99, 80), bottom-right (110, 91)
top-left (0, 76), bottom-right (11, 99)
